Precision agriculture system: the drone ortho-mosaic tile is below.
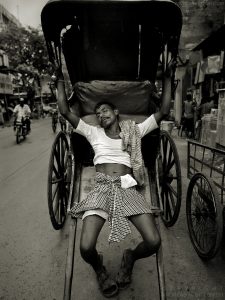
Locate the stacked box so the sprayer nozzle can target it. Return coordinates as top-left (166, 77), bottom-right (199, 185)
top-left (216, 89), bottom-right (225, 147)
top-left (201, 115), bottom-right (218, 147)
top-left (201, 114), bottom-right (211, 145)
top-left (210, 130), bottom-right (217, 148)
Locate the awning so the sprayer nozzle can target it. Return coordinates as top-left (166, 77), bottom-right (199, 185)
top-left (193, 24), bottom-right (225, 56)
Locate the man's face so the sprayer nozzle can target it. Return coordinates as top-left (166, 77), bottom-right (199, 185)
top-left (95, 104), bottom-right (118, 128)
top-left (19, 100), bottom-right (24, 107)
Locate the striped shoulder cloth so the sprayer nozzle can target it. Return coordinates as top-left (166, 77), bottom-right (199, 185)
top-left (119, 120), bottom-right (145, 186)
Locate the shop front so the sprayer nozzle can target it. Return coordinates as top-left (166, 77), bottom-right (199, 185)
top-left (0, 72), bottom-right (13, 123)
top-left (191, 24), bottom-right (225, 149)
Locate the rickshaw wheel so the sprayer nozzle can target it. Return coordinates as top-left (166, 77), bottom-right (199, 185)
top-left (52, 121), bottom-right (57, 133)
top-left (186, 173), bottom-right (223, 260)
top-left (158, 130), bottom-right (182, 227)
top-left (47, 131), bottom-right (73, 230)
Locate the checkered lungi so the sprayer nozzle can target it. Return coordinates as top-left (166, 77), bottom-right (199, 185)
top-left (70, 172), bottom-right (152, 243)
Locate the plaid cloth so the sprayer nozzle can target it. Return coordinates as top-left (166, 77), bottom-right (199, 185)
top-left (119, 120), bottom-right (145, 186)
top-left (70, 172), bottom-right (152, 243)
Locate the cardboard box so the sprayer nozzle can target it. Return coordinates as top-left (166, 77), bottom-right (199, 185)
top-left (216, 90), bottom-right (225, 147)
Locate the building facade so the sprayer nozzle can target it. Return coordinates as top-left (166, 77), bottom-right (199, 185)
top-left (173, 0), bottom-right (225, 124)
top-left (0, 4), bottom-right (22, 122)
top-left (0, 4), bottom-right (22, 31)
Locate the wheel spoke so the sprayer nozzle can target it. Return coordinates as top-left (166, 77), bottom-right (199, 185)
top-left (167, 146), bottom-right (173, 167)
top-left (162, 138), bottom-right (168, 170)
top-left (52, 177), bottom-right (63, 184)
top-left (194, 218), bottom-right (204, 244)
top-left (52, 184), bottom-right (59, 201)
top-left (165, 187), bottom-right (172, 220)
top-left (64, 151), bottom-right (69, 169)
top-left (60, 138), bottom-right (65, 170)
top-left (198, 221), bottom-right (206, 249)
top-left (52, 164), bottom-right (60, 178)
top-left (166, 182), bottom-right (178, 198)
top-left (54, 148), bottom-right (63, 173)
top-left (167, 185), bottom-right (176, 211)
top-left (53, 192), bottom-right (60, 216)
top-left (166, 158), bottom-right (175, 173)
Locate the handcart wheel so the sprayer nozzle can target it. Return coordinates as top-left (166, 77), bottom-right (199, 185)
top-left (47, 131), bottom-right (74, 229)
top-left (186, 173), bottom-right (223, 260)
top-left (158, 130), bottom-right (182, 227)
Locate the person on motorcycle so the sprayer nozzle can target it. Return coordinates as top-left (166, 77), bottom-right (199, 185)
top-left (13, 98), bottom-right (31, 133)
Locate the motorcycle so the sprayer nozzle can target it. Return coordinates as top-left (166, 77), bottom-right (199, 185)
top-left (15, 117), bottom-right (29, 144)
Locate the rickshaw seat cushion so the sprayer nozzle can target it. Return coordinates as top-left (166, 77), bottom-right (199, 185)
top-left (73, 80), bottom-right (156, 116)
top-left (81, 114), bottom-right (148, 126)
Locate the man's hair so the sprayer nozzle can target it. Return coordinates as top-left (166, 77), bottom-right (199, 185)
top-left (186, 94), bottom-right (192, 101)
top-left (94, 101), bottom-right (117, 113)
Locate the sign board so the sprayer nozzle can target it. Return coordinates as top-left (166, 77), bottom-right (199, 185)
top-left (0, 73), bottom-right (13, 94)
top-left (216, 90), bottom-right (225, 147)
top-left (206, 55), bottom-right (221, 74)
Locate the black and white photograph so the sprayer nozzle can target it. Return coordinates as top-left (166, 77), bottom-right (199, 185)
top-left (0, 0), bottom-right (225, 299)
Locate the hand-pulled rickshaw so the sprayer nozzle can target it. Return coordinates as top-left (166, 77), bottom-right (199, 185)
top-left (41, 1), bottom-right (182, 299)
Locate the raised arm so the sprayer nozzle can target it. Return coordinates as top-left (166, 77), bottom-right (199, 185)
top-left (55, 71), bottom-right (80, 129)
top-left (154, 58), bottom-right (176, 125)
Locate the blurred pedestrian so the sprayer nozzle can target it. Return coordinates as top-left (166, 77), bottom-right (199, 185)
top-left (183, 93), bottom-right (194, 137)
top-left (0, 100), bottom-right (5, 127)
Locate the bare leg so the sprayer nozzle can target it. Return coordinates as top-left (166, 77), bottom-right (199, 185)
top-left (116, 213), bottom-right (161, 289)
top-left (129, 213), bottom-right (161, 263)
top-left (80, 215), bottom-right (119, 297)
top-left (80, 215), bottom-right (105, 272)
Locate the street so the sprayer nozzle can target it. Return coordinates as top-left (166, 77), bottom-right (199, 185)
top-left (1, 118), bottom-right (225, 300)
top-left (0, 118), bottom-right (67, 300)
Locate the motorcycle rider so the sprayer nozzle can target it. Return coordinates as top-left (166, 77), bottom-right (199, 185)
top-left (13, 98), bottom-right (31, 133)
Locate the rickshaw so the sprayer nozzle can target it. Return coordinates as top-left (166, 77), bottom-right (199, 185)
top-left (186, 140), bottom-right (225, 260)
top-left (41, 0), bottom-right (182, 299)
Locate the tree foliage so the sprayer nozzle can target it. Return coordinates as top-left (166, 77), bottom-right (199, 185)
top-left (0, 24), bottom-right (50, 75)
top-left (0, 24), bottom-right (53, 99)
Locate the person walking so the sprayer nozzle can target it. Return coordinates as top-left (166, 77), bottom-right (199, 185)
top-left (183, 93), bottom-right (194, 138)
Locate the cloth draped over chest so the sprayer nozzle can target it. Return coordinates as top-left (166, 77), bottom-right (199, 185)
top-left (119, 120), bottom-right (145, 186)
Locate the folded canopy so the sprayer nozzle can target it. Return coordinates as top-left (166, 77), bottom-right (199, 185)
top-left (41, 0), bottom-right (182, 83)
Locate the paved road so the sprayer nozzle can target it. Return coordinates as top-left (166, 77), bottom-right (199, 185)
top-left (0, 119), bottom-right (225, 300)
top-left (0, 118), bottom-right (68, 300)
